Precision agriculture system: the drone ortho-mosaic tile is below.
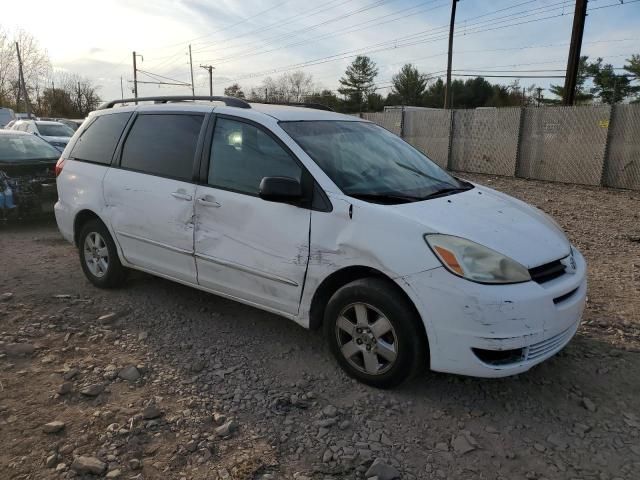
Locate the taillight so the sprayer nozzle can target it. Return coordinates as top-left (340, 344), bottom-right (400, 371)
top-left (55, 158), bottom-right (65, 177)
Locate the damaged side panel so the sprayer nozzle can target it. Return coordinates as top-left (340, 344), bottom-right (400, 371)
top-left (297, 193), bottom-right (443, 327)
top-left (102, 167), bottom-right (198, 283)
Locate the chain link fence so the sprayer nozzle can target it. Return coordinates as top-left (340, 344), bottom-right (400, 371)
top-left (403, 109), bottom-right (451, 168)
top-left (450, 108), bottom-right (521, 177)
top-left (362, 104), bottom-right (640, 191)
top-left (602, 104), bottom-right (640, 190)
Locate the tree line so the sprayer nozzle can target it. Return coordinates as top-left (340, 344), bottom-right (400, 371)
top-left (226, 54), bottom-right (640, 113)
top-left (0, 27), bottom-right (101, 118)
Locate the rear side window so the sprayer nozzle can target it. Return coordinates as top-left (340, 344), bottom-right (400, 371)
top-left (70, 112), bottom-right (132, 165)
top-left (120, 114), bottom-right (203, 181)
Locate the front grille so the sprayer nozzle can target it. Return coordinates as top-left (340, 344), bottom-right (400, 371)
top-left (526, 325), bottom-right (576, 361)
top-left (529, 259), bottom-right (566, 284)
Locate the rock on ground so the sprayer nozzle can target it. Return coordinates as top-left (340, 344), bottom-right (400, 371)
top-left (71, 456), bottom-right (106, 475)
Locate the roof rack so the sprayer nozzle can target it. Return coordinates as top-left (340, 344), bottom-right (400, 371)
top-left (98, 96), bottom-right (251, 110)
top-left (255, 102), bottom-right (335, 112)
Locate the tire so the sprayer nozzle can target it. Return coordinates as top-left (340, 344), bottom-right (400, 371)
top-left (78, 219), bottom-right (128, 288)
top-left (323, 277), bottom-right (427, 389)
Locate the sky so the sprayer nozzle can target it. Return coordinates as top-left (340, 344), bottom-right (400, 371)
top-left (1, 0), bottom-right (639, 101)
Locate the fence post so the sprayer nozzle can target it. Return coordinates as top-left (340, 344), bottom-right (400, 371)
top-left (446, 109), bottom-right (455, 171)
top-left (599, 104), bottom-right (616, 188)
top-left (400, 106), bottom-right (406, 138)
top-left (514, 106), bottom-right (527, 178)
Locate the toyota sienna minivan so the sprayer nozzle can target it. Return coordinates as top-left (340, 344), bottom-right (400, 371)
top-left (54, 96), bottom-right (587, 388)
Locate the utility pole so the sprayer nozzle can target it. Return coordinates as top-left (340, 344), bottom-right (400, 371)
top-left (563, 0), bottom-right (588, 105)
top-left (120, 76), bottom-right (124, 99)
top-left (200, 65), bottom-right (215, 96)
top-left (132, 51), bottom-right (143, 104)
top-left (189, 45), bottom-right (195, 96)
top-left (443, 0), bottom-right (459, 110)
top-left (15, 42), bottom-right (32, 117)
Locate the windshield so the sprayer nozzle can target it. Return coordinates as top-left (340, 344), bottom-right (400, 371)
top-left (36, 122), bottom-right (74, 137)
top-left (0, 134), bottom-right (60, 162)
top-left (280, 120), bottom-right (466, 202)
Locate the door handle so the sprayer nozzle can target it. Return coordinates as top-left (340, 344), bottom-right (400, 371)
top-left (197, 197), bottom-right (221, 208)
top-left (171, 192), bottom-right (193, 201)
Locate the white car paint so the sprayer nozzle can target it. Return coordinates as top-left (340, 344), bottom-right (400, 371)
top-left (55, 101), bottom-right (587, 379)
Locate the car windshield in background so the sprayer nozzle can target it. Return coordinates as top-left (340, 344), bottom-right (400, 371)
top-left (280, 121), bottom-right (470, 204)
top-left (0, 134), bottom-right (60, 162)
top-left (36, 123), bottom-right (74, 137)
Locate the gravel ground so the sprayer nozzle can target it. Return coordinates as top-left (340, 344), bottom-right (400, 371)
top-left (1, 173), bottom-right (639, 480)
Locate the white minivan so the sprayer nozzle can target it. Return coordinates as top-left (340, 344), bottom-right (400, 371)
top-left (55, 96), bottom-right (587, 388)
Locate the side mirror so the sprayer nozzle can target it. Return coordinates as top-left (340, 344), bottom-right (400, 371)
top-left (259, 176), bottom-right (303, 203)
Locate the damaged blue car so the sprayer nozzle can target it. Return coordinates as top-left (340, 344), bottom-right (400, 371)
top-left (0, 130), bottom-right (60, 220)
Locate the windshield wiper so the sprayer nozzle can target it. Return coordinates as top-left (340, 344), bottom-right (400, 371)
top-left (347, 192), bottom-right (423, 204)
top-left (421, 184), bottom-right (473, 200)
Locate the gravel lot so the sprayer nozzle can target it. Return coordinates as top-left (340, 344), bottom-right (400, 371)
top-left (1, 173), bottom-right (639, 480)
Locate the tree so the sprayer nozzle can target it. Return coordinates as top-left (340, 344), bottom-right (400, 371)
top-left (623, 54), bottom-right (640, 103)
top-left (252, 70), bottom-right (315, 103)
top-left (391, 64), bottom-right (428, 106)
top-left (0, 28), bottom-right (50, 112)
top-left (422, 78), bottom-right (445, 107)
top-left (548, 56), bottom-right (593, 104)
top-left (588, 58), bottom-right (633, 104)
top-left (224, 83), bottom-right (245, 98)
top-left (305, 89), bottom-right (341, 110)
top-left (38, 71), bottom-right (100, 117)
top-left (338, 55), bottom-right (378, 110)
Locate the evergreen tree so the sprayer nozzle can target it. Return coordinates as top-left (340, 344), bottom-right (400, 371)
top-left (391, 64), bottom-right (427, 106)
top-left (548, 56), bottom-right (593, 104)
top-left (624, 54), bottom-right (640, 103)
top-left (588, 58), bottom-right (633, 104)
top-left (338, 55), bottom-right (378, 110)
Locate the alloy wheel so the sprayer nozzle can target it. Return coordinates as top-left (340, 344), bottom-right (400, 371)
top-left (335, 302), bottom-right (398, 375)
top-left (83, 232), bottom-right (109, 278)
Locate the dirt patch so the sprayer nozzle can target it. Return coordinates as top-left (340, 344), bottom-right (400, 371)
top-left (1, 175), bottom-right (639, 479)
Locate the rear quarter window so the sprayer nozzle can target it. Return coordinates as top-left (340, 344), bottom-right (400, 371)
top-left (120, 114), bottom-right (204, 181)
top-left (70, 112), bottom-right (132, 165)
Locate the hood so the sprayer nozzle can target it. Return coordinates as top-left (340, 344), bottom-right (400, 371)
top-left (391, 184), bottom-right (570, 268)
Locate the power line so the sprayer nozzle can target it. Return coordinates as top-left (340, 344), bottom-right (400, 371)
top-left (199, 0), bottom-right (441, 63)
top-left (206, 0), bottom-right (448, 66)
top-left (232, 0), bottom-right (637, 85)
top-left (204, 0), bottom-right (561, 66)
top-left (191, 0), bottom-right (360, 54)
top-left (209, 0), bottom-right (584, 75)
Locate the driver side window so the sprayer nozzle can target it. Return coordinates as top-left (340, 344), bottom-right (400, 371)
top-left (208, 118), bottom-right (301, 195)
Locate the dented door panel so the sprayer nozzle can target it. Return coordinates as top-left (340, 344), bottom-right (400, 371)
top-left (103, 168), bottom-right (197, 283)
top-left (194, 186), bottom-right (310, 316)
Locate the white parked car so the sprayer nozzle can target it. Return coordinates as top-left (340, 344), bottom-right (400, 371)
top-left (54, 96), bottom-right (587, 388)
top-left (11, 120), bottom-right (74, 152)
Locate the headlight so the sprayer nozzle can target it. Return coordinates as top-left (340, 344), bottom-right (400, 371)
top-left (424, 234), bottom-right (531, 284)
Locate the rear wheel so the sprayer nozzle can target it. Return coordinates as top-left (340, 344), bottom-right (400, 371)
top-left (78, 219), bottom-right (127, 288)
top-left (324, 277), bottom-right (426, 388)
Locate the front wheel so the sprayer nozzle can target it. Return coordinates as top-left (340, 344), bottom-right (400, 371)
top-left (78, 219), bottom-right (128, 288)
top-left (324, 277), bottom-right (427, 388)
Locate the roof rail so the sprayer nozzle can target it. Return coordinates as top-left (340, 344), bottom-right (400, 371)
top-left (254, 102), bottom-right (335, 112)
top-left (98, 96), bottom-right (251, 110)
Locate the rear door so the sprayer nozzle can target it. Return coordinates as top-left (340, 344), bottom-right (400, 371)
top-left (194, 115), bottom-right (311, 316)
top-left (103, 112), bottom-right (206, 283)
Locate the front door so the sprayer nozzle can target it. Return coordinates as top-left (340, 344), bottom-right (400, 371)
top-left (104, 112), bottom-right (205, 283)
top-left (194, 116), bottom-right (310, 315)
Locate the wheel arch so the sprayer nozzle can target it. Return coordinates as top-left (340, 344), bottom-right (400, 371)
top-left (308, 266), bottom-right (428, 343)
top-left (73, 209), bottom-right (107, 246)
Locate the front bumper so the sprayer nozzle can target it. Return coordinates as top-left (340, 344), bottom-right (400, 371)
top-left (401, 248), bottom-right (587, 378)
